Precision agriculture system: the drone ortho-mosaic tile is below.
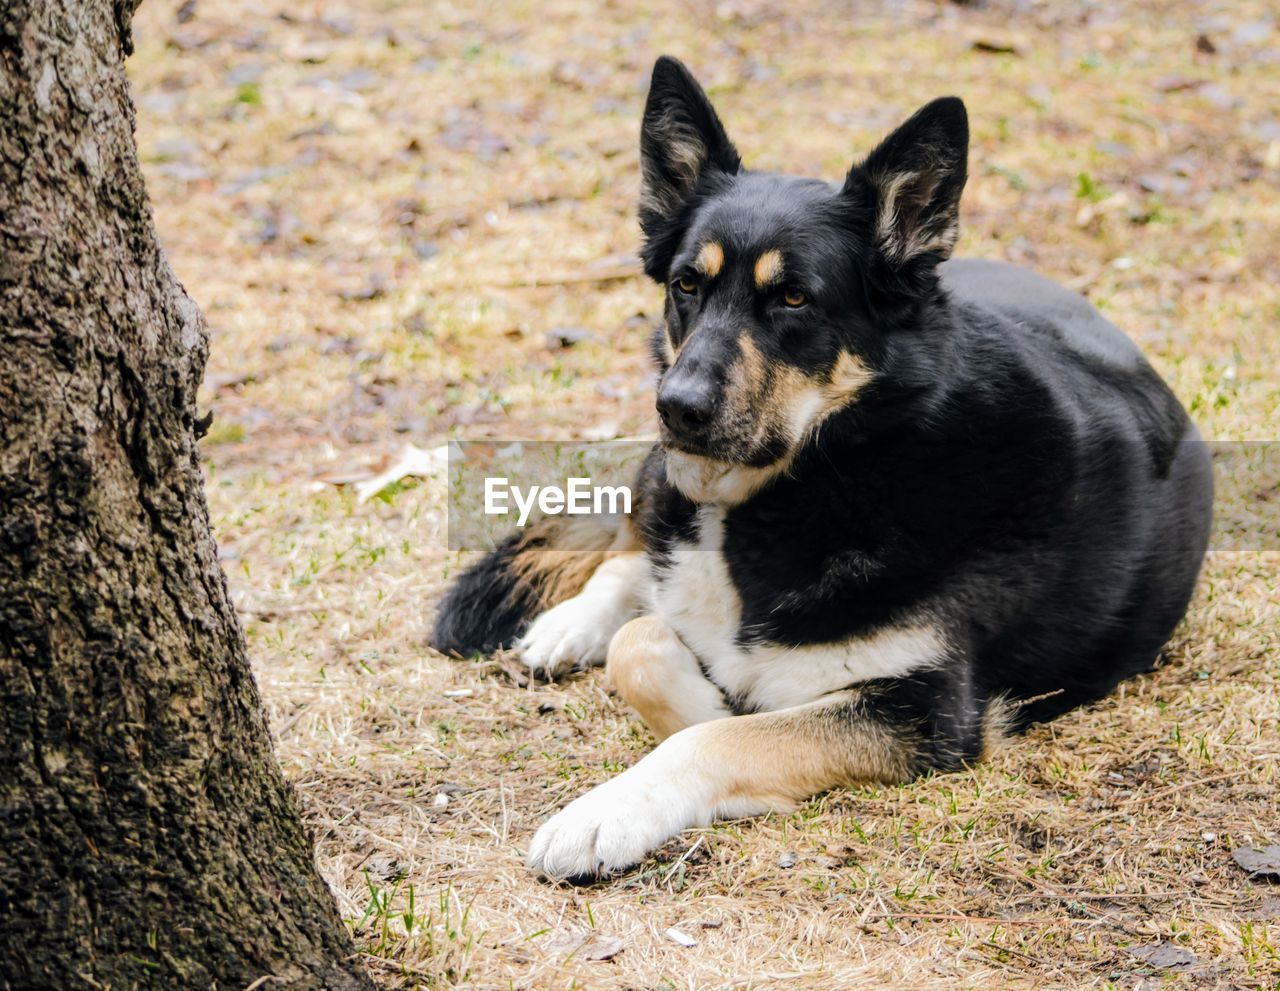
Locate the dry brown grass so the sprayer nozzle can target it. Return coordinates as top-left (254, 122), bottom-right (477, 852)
top-left (127, 0), bottom-right (1279, 987)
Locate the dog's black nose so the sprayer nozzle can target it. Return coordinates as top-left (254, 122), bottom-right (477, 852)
top-left (657, 379), bottom-right (715, 443)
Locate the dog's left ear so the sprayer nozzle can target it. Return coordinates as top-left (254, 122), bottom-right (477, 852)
top-left (844, 97), bottom-right (968, 294)
top-left (639, 57), bottom-right (742, 279)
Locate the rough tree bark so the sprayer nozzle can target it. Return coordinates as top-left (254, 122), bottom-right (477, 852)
top-left (0, 2), bottom-right (373, 988)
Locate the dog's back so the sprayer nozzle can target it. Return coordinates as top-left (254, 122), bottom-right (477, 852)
top-left (937, 259), bottom-right (1214, 724)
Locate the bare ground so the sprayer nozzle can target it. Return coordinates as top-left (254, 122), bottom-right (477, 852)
top-left (127, 0), bottom-right (1279, 987)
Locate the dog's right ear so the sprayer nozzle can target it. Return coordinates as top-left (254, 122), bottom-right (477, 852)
top-left (639, 56), bottom-right (741, 279)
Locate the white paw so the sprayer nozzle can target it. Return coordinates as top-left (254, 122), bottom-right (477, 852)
top-left (527, 769), bottom-right (704, 879)
top-left (516, 594), bottom-right (626, 677)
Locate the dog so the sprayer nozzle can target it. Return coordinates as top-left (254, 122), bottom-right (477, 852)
top-left (431, 56), bottom-right (1214, 880)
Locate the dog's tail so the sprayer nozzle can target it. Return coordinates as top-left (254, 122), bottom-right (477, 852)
top-left (429, 515), bottom-right (622, 656)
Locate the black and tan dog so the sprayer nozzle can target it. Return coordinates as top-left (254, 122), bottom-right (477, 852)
top-left (432, 56), bottom-right (1214, 880)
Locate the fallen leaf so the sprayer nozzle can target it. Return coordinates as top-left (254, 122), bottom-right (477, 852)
top-left (353, 444), bottom-right (448, 502)
top-left (543, 930), bottom-right (625, 961)
top-left (1233, 844), bottom-right (1280, 879)
top-left (579, 934), bottom-right (625, 961)
top-left (1127, 942), bottom-right (1198, 971)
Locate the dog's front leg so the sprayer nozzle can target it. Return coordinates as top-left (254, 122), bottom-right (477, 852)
top-left (605, 615), bottom-right (731, 740)
top-left (516, 551), bottom-right (647, 676)
top-left (526, 689), bottom-right (918, 880)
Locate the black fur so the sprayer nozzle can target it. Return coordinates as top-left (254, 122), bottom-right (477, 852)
top-left (430, 533), bottom-right (541, 656)
top-left (636, 257), bottom-right (1213, 743)
top-left (435, 58), bottom-right (1213, 768)
top-left (431, 514), bottom-right (620, 656)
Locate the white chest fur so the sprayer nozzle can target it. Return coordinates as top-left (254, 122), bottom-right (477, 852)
top-left (649, 505), bottom-right (946, 712)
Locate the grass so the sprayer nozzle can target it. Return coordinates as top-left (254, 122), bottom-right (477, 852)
top-left (127, 0), bottom-right (1278, 987)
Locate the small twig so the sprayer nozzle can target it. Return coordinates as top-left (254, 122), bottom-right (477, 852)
top-left (359, 954), bottom-right (432, 978)
top-left (236, 604), bottom-right (324, 619)
top-left (662, 835), bottom-right (705, 885)
top-left (979, 939), bottom-right (1041, 964)
top-left (270, 703), bottom-right (309, 738)
top-left (482, 266), bottom-right (643, 289)
top-left (1119, 770), bottom-right (1239, 805)
top-left (989, 869), bottom-right (1144, 937)
top-left (1007, 688), bottom-right (1066, 710)
top-left (1012, 889), bottom-right (1192, 902)
top-left (728, 972), bottom-right (811, 986)
top-left (867, 911), bottom-right (1067, 927)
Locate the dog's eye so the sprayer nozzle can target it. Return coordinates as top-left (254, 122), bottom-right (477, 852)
top-left (782, 287), bottom-right (807, 308)
top-left (675, 276), bottom-right (698, 295)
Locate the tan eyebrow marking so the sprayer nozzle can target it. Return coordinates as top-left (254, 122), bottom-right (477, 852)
top-left (695, 241), bottom-right (724, 278)
top-left (753, 249), bottom-right (784, 288)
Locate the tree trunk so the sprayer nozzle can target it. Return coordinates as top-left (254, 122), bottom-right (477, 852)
top-left (0, 3), bottom-right (373, 988)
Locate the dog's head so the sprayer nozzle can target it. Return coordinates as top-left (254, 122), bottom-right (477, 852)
top-left (639, 56), bottom-right (969, 504)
